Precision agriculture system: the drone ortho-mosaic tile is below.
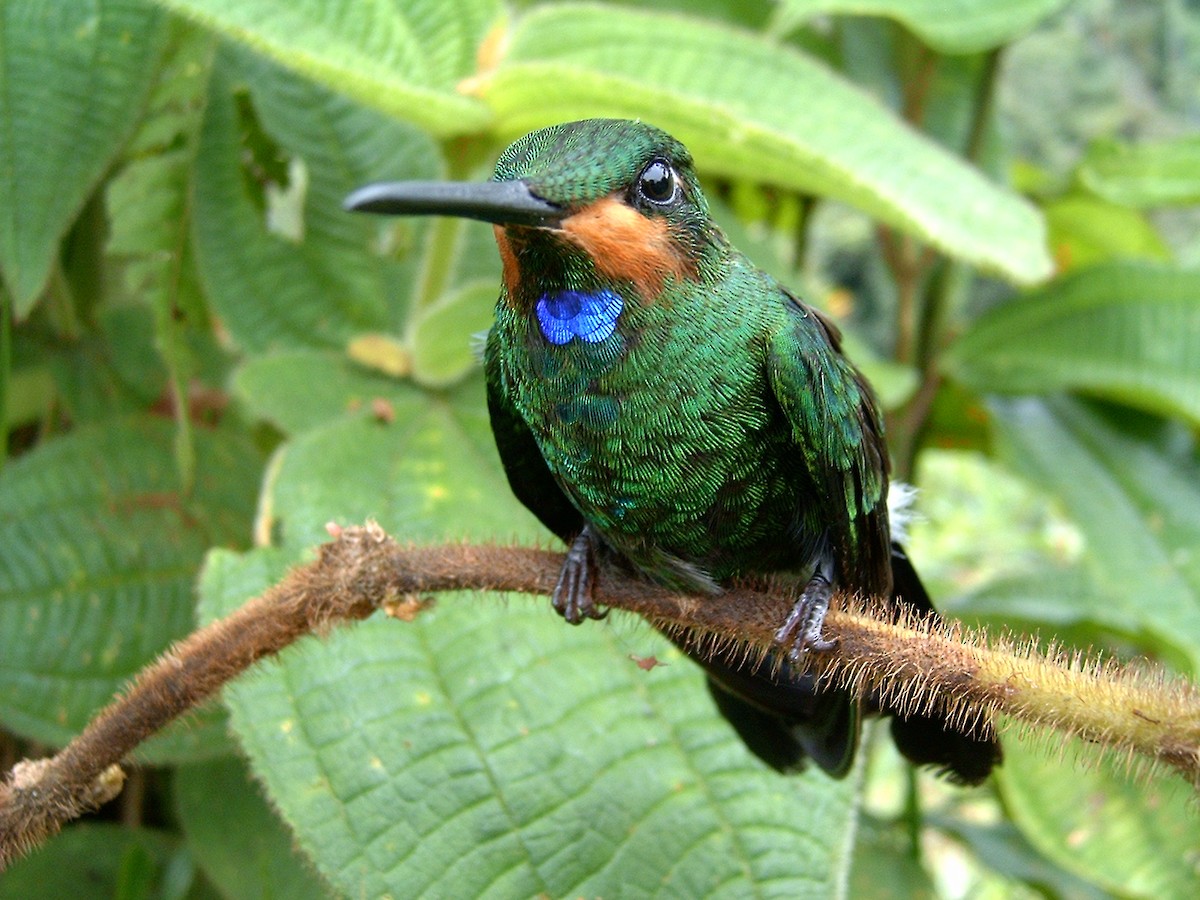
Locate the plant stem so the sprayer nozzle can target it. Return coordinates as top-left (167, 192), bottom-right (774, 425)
top-left (888, 47), bottom-right (1004, 480)
top-left (0, 289), bottom-right (9, 470)
top-left (902, 765), bottom-right (922, 860)
top-left (3, 526), bottom-right (1197, 869)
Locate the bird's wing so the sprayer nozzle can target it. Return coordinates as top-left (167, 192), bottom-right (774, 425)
top-left (765, 286), bottom-right (893, 597)
top-left (484, 327), bottom-right (583, 545)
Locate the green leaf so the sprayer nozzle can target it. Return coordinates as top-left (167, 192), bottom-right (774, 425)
top-left (849, 817), bottom-right (935, 899)
top-left (198, 377), bottom-right (860, 896)
top-left (192, 53), bottom-right (440, 353)
top-left (929, 815), bottom-right (1111, 900)
top-left (987, 397), bottom-right (1200, 671)
top-left (203, 567), bottom-right (861, 897)
top-left (996, 731), bottom-right (1200, 900)
top-left (0, 416), bottom-right (262, 761)
top-left (481, 4), bottom-right (1051, 283)
top-left (947, 263), bottom-right (1200, 425)
top-left (175, 756), bottom-right (333, 900)
top-left (1079, 136), bottom-right (1200, 208)
top-left (952, 567), bottom-right (1136, 645)
top-left (410, 279), bottom-right (495, 387)
top-left (0, 0), bottom-right (167, 316)
top-left (773, 0), bottom-right (1069, 53)
top-left (46, 305), bottom-right (167, 423)
top-left (106, 24), bottom-right (219, 490)
top-left (907, 447), bottom-right (1082, 601)
top-left (262, 375), bottom-right (542, 549)
top-left (0, 824), bottom-right (200, 900)
top-left (1043, 194), bottom-right (1170, 269)
top-left (151, 0), bottom-right (497, 135)
top-left (233, 349), bottom-right (424, 435)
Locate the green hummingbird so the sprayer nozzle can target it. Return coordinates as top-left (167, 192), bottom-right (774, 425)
top-left (346, 119), bottom-right (1000, 782)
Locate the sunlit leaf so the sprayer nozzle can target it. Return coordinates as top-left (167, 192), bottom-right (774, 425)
top-left (948, 264), bottom-right (1200, 426)
top-left (988, 397), bottom-right (1200, 671)
top-left (0, 0), bottom-right (167, 316)
top-left (773, 0), bottom-right (1069, 53)
top-left (1043, 195), bottom-right (1170, 269)
top-left (997, 730), bottom-right (1200, 900)
top-left (480, 3), bottom-right (1051, 283)
top-left (192, 54), bottom-right (439, 352)
top-left (152, 0), bottom-right (497, 134)
top-left (232, 349), bottom-right (423, 435)
top-left (410, 279), bottom-right (495, 387)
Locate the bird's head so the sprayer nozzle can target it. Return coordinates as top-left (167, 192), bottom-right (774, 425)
top-left (346, 119), bottom-right (724, 306)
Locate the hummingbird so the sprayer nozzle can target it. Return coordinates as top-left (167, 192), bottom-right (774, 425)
top-left (346, 119), bottom-right (1000, 783)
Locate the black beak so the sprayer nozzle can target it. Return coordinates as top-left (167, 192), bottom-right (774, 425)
top-left (343, 180), bottom-right (564, 228)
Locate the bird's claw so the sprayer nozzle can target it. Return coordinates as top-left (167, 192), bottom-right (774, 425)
top-left (774, 573), bottom-right (837, 661)
top-left (552, 527), bottom-right (608, 625)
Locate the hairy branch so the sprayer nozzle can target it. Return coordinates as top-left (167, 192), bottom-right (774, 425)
top-left (2, 523), bottom-right (1198, 868)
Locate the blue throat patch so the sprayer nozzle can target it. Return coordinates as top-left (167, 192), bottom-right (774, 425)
top-left (535, 289), bottom-right (624, 345)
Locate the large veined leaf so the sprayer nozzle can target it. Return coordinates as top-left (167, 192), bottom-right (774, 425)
top-left (480, 4), bottom-right (1051, 283)
top-left (106, 25), bottom-right (215, 308)
top-left (988, 397), bottom-right (1200, 672)
top-left (192, 54), bottom-right (439, 353)
top-left (151, 0), bottom-right (497, 135)
top-left (200, 374), bottom-right (861, 896)
top-left (947, 263), bottom-right (1200, 426)
top-left (996, 731), bottom-right (1200, 900)
top-left (1078, 136), bottom-right (1200, 208)
top-left (106, 25), bottom-right (219, 488)
top-left (0, 417), bottom-right (261, 761)
top-left (232, 349), bottom-right (425, 436)
top-left (43, 305), bottom-right (167, 424)
top-left (772, 0), bottom-right (1069, 54)
top-left (0, 0), bottom-right (167, 316)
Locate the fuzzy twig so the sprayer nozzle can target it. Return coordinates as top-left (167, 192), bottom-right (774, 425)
top-left (2, 523), bottom-right (1198, 868)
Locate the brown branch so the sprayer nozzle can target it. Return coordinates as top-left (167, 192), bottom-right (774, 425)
top-left (2, 523), bottom-right (1198, 869)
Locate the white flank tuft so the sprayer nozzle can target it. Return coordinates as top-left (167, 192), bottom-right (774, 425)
top-left (888, 481), bottom-right (920, 543)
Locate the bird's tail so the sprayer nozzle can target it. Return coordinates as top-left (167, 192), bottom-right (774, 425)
top-left (696, 644), bottom-right (860, 777)
top-left (681, 545), bottom-right (1001, 784)
top-left (883, 544), bottom-right (1002, 784)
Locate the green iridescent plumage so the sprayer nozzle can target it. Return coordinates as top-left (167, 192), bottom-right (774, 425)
top-left (347, 118), bottom-right (1000, 783)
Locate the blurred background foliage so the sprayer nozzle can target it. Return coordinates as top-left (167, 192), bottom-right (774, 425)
top-left (1, 0), bottom-right (1198, 896)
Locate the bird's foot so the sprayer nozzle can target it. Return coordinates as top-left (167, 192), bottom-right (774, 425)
top-left (552, 526), bottom-right (608, 625)
top-left (774, 571), bottom-right (837, 661)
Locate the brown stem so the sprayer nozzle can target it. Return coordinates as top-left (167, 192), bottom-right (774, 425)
top-left (2, 525), bottom-right (1197, 869)
top-left (877, 224), bottom-right (920, 366)
top-left (900, 42), bottom-right (938, 128)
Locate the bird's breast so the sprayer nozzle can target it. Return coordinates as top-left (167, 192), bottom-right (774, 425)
top-left (496, 287), bottom-right (807, 577)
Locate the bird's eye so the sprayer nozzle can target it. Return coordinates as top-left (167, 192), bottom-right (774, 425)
top-left (637, 159), bottom-right (677, 205)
